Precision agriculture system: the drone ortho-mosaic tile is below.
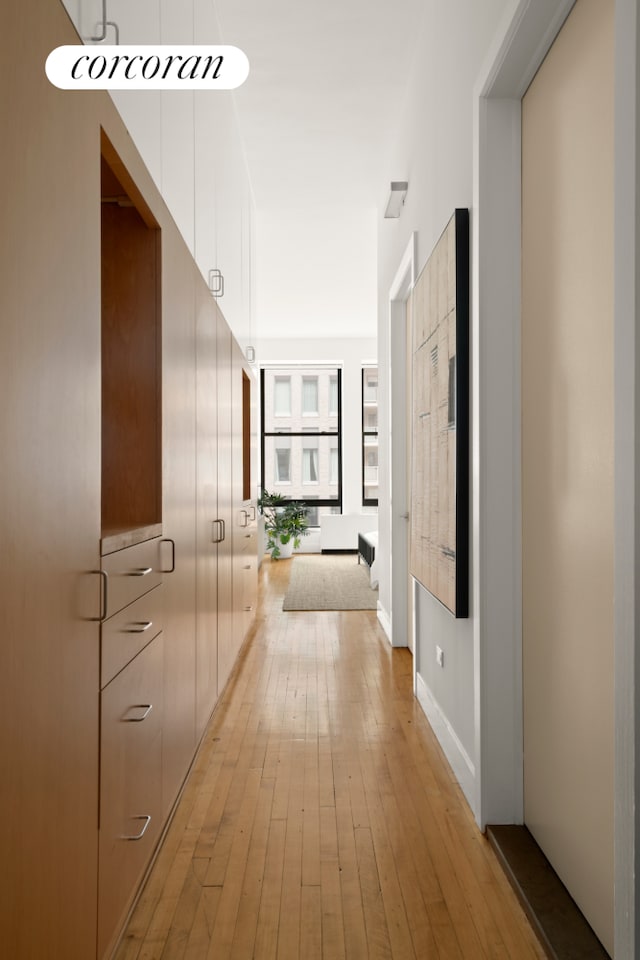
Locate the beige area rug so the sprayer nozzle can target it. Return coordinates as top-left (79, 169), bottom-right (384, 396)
top-left (282, 553), bottom-right (378, 611)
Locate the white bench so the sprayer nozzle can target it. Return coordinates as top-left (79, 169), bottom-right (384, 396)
top-left (358, 530), bottom-right (379, 589)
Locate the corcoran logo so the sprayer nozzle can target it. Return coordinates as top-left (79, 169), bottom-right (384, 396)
top-left (45, 45), bottom-right (249, 90)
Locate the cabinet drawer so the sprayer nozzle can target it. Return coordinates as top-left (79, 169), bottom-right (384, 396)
top-left (98, 634), bottom-right (163, 960)
top-left (101, 585), bottom-right (163, 688)
top-left (102, 537), bottom-right (162, 617)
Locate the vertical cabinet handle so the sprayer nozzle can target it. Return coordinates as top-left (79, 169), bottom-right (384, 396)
top-left (249, 505), bottom-right (256, 522)
top-left (121, 814), bottom-right (151, 841)
top-left (160, 538), bottom-right (176, 573)
top-left (212, 519), bottom-right (226, 544)
top-left (90, 570), bottom-right (108, 622)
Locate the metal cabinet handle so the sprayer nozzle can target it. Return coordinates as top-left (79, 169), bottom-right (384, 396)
top-left (160, 538), bottom-right (176, 573)
top-left (128, 567), bottom-right (153, 577)
top-left (244, 564), bottom-right (251, 570)
top-left (240, 510), bottom-right (250, 527)
top-left (121, 704), bottom-right (153, 722)
top-left (212, 519), bottom-right (224, 544)
top-left (249, 505), bottom-right (256, 522)
top-left (244, 606), bottom-right (253, 612)
top-left (208, 269), bottom-right (224, 298)
top-left (90, 0), bottom-right (120, 43)
top-left (95, 570), bottom-right (108, 622)
top-left (121, 814), bottom-right (151, 841)
top-left (211, 520), bottom-right (227, 543)
top-left (123, 621), bottom-right (152, 634)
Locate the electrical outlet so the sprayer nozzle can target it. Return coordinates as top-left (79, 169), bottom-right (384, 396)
top-left (436, 645), bottom-right (444, 668)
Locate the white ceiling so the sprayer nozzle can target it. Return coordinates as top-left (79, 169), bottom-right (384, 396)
top-left (213, 0), bottom-right (427, 211)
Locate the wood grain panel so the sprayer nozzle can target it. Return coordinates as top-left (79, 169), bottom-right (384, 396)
top-left (159, 226), bottom-right (197, 816)
top-left (195, 281), bottom-right (219, 737)
top-left (101, 156), bottom-right (161, 537)
top-left (98, 634), bottom-right (164, 959)
top-left (0, 1), bottom-right (102, 956)
top-left (216, 311), bottom-right (235, 693)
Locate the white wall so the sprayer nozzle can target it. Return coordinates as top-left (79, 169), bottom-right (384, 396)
top-left (258, 338), bottom-right (377, 523)
top-left (377, 0), bottom-right (513, 812)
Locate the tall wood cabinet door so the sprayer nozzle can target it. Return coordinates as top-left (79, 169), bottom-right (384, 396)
top-left (217, 309), bottom-right (235, 693)
top-left (161, 232), bottom-right (197, 816)
top-left (0, 2), bottom-right (101, 956)
top-left (232, 348), bottom-right (256, 656)
top-left (195, 284), bottom-right (219, 738)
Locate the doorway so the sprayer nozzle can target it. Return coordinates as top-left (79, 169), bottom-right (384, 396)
top-left (521, 0), bottom-right (614, 951)
top-left (388, 234), bottom-right (417, 659)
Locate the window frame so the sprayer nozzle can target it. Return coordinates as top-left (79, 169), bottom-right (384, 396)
top-left (260, 366), bottom-right (343, 512)
top-left (362, 365), bottom-right (379, 506)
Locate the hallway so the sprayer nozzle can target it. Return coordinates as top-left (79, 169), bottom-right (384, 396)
top-left (115, 558), bottom-right (544, 959)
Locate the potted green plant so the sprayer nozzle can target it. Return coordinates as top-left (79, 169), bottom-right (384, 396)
top-left (258, 490), bottom-right (310, 560)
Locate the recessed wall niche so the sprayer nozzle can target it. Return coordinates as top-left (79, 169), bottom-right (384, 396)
top-left (100, 134), bottom-right (162, 544)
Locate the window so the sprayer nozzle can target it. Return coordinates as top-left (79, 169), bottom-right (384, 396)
top-left (261, 366), bottom-right (342, 513)
top-left (330, 446), bottom-right (339, 485)
top-left (274, 376), bottom-right (291, 416)
top-left (362, 365), bottom-right (379, 506)
top-left (302, 376), bottom-right (318, 414)
top-left (303, 447), bottom-right (319, 483)
top-left (275, 447), bottom-right (291, 483)
top-left (329, 376), bottom-right (338, 415)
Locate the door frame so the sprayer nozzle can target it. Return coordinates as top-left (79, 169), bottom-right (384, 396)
top-left (387, 233), bottom-right (417, 661)
top-left (475, 0), bottom-right (640, 951)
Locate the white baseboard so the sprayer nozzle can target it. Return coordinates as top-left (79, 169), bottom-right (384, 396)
top-left (377, 602), bottom-right (392, 643)
top-left (415, 673), bottom-right (476, 811)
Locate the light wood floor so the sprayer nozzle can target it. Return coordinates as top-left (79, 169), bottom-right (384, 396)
top-left (115, 557), bottom-right (545, 960)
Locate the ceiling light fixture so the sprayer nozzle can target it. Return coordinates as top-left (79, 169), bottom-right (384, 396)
top-left (384, 181), bottom-right (408, 219)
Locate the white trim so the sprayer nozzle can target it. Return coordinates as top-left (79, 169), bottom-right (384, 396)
top-left (376, 601), bottom-right (392, 642)
top-left (614, 0), bottom-right (640, 953)
top-left (472, 0), bottom-right (581, 833)
top-left (475, 0), bottom-right (637, 948)
top-left (387, 233), bottom-right (417, 658)
top-left (415, 673), bottom-right (475, 807)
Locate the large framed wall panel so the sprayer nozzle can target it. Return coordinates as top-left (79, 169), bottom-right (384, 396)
top-left (410, 209), bottom-right (469, 618)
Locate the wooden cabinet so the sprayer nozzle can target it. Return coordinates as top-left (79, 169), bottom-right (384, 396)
top-left (98, 633), bottom-right (164, 959)
top-left (0, 3), bottom-right (257, 957)
top-left (216, 313), bottom-right (236, 695)
top-left (195, 286), bottom-right (220, 738)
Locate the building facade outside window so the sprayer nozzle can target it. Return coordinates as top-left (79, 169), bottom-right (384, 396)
top-left (261, 366), bottom-right (342, 522)
top-left (274, 376), bottom-right (291, 416)
top-left (362, 365), bottom-right (379, 505)
top-left (302, 376), bottom-right (319, 414)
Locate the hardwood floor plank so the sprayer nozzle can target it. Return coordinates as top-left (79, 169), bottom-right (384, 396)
top-left (117, 557), bottom-right (546, 960)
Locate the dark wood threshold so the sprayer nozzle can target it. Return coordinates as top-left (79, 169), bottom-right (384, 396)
top-left (486, 825), bottom-right (610, 960)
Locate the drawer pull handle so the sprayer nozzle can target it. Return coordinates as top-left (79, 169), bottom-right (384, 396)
top-left (240, 510), bottom-right (250, 527)
top-left (244, 564), bottom-right (251, 570)
top-left (122, 703), bottom-right (153, 723)
top-left (160, 538), bottom-right (176, 574)
top-left (122, 814), bottom-right (151, 841)
top-left (128, 567), bottom-right (153, 577)
top-left (124, 621), bottom-right (153, 634)
top-left (244, 605), bottom-right (253, 612)
top-left (90, 570), bottom-right (109, 622)
top-left (249, 505), bottom-right (256, 522)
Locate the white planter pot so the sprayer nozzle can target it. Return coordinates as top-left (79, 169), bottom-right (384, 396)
top-left (277, 537), bottom-right (294, 559)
